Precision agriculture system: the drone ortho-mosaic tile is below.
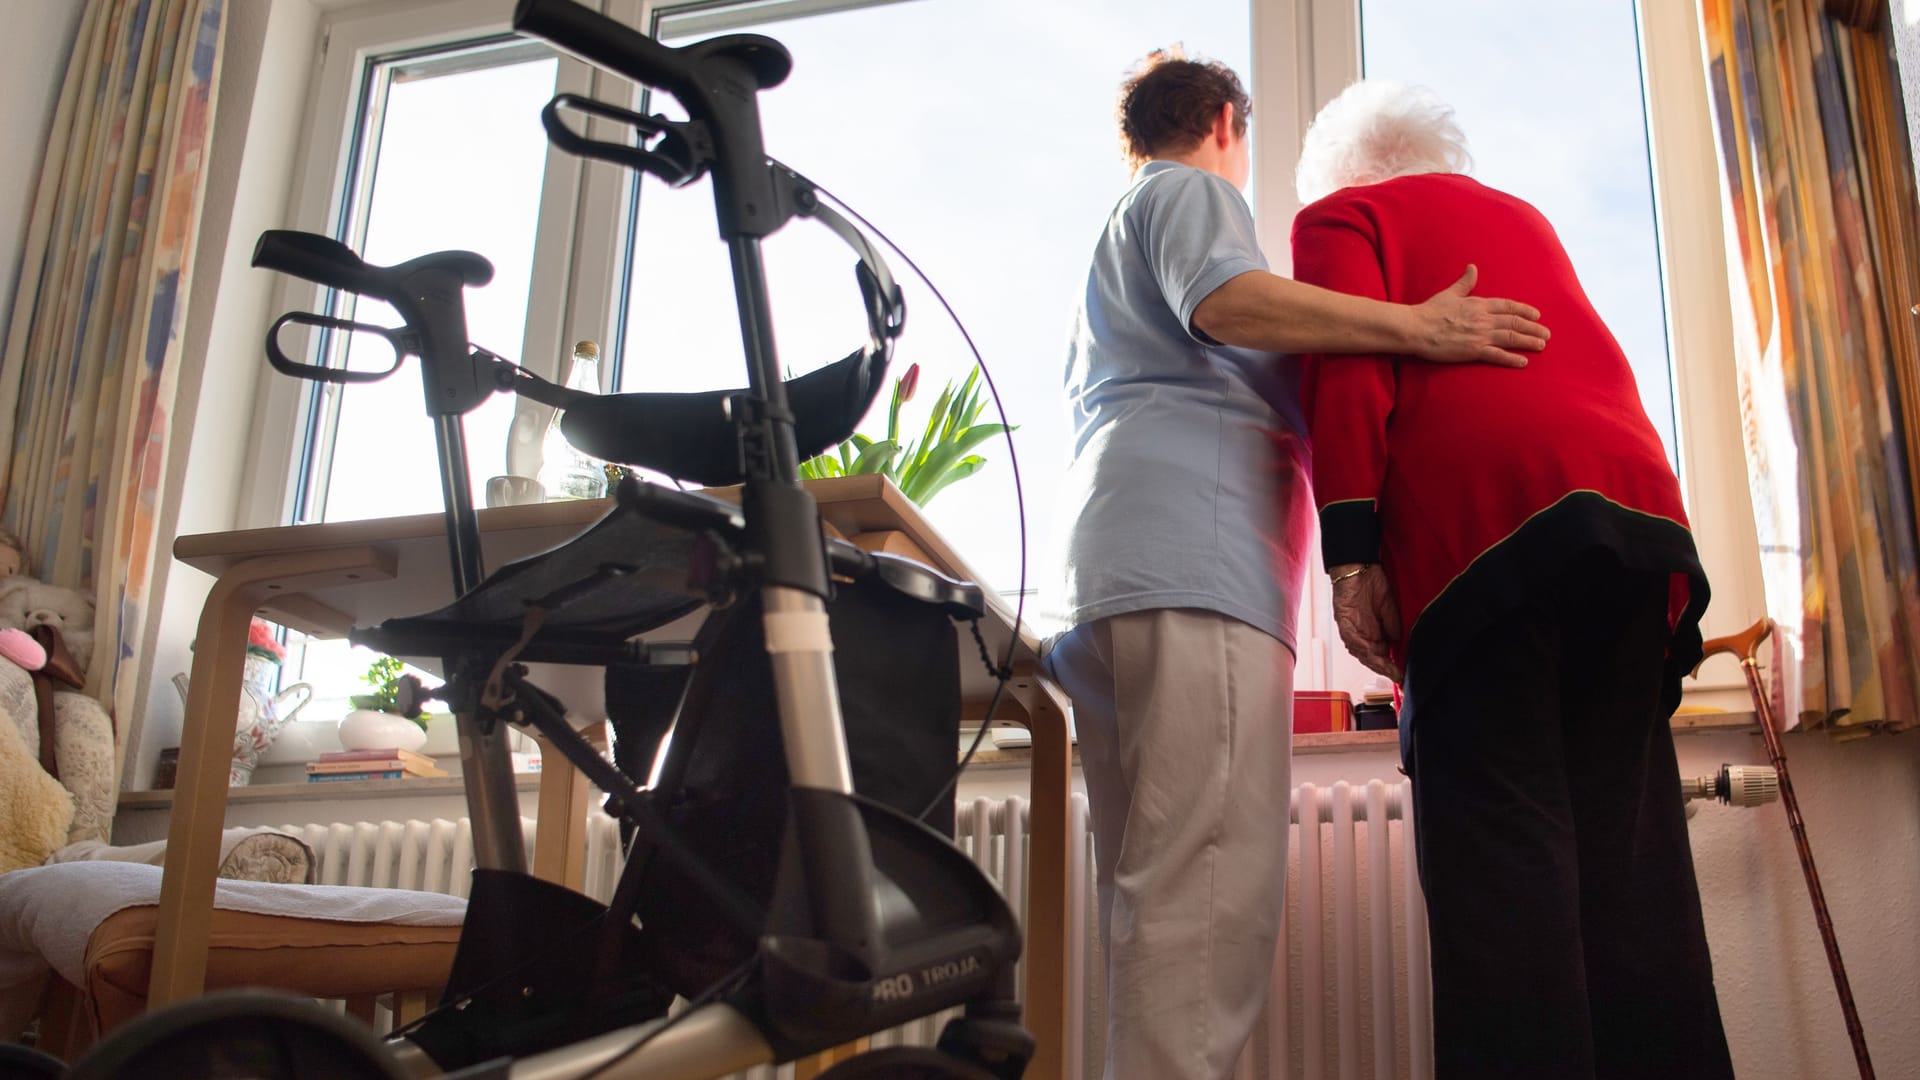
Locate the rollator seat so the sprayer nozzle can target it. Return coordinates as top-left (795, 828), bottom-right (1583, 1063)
top-left (559, 349), bottom-right (887, 488)
top-left (351, 483), bottom-right (723, 662)
top-left (350, 478), bottom-right (984, 663)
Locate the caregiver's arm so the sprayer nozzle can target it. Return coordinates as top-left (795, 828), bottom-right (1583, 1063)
top-left (1191, 263), bottom-right (1547, 367)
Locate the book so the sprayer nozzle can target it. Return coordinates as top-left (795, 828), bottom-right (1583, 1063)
top-left (303, 757), bottom-right (445, 772)
top-left (319, 746), bottom-right (434, 769)
top-left (307, 769), bottom-right (406, 782)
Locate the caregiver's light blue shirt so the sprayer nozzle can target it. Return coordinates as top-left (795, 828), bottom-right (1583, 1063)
top-left (1048, 161), bottom-right (1313, 652)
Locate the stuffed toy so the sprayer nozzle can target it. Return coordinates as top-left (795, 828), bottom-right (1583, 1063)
top-left (0, 526), bottom-right (25, 580)
top-left (0, 612), bottom-right (112, 849)
top-left (0, 578), bottom-right (93, 675)
top-left (0, 629), bottom-right (45, 673)
top-left (0, 627), bottom-right (74, 873)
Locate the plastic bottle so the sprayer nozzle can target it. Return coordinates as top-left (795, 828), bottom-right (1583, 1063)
top-left (538, 341), bottom-right (608, 500)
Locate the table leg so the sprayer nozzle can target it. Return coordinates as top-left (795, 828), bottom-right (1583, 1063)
top-left (533, 722), bottom-right (604, 893)
top-left (1007, 665), bottom-right (1073, 1080)
top-left (148, 546), bottom-right (395, 1007)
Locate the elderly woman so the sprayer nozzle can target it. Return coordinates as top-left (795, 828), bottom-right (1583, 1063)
top-left (1291, 81), bottom-right (1734, 1080)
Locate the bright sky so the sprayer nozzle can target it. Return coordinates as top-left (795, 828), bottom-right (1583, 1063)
top-left (298, 0), bottom-right (1674, 691)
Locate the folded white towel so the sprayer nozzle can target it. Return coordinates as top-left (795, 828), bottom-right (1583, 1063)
top-left (0, 861), bottom-right (465, 991)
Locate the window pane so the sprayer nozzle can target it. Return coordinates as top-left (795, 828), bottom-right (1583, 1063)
top-left (1360, 0), bottom-right (1679, 463)
top-left (621, 0), bottom-right (1249, 620)
top-left (305, 50), bottom-right (558, 525)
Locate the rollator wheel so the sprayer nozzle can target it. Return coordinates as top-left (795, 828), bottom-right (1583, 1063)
top-left (0, 1042), bottom-right (66, 1078)
top-left (813, 1045), bottom-right (1005, 1079)
top-left (66, 990), bottom-right (406, 1080)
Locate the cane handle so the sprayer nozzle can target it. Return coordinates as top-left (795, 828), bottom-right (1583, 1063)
top-left (1695, 617), bottom-right (1775, 674)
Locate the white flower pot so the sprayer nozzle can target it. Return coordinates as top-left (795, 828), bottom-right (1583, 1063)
top-left (337, 709), bottom-right (429, 753)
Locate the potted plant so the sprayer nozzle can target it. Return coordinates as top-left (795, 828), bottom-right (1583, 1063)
top-left (338, 654), bottom-right (430, 753)
top-left (797, 363), bottom-right (1013, 506)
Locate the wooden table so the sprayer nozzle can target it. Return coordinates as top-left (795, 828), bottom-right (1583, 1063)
top-left (155, 475), bottom-right (1075, 1079)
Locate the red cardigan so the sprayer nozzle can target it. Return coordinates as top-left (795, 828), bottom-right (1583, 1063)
top-left (1292, 173), bottom-right (1706, 703)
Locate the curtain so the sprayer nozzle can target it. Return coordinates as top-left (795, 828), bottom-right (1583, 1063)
top-left (0, 0), bottom-right (227, 789)
top-left (1700, 0), bottom-right (1920, 735)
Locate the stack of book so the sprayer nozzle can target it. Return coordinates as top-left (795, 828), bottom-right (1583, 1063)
top-left (306, 747), bottom-right (447, 783)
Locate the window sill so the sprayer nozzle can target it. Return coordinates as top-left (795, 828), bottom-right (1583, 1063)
top-left (959, 710), bottom-right (1760, 770)
top-left (118, 712), bottom-right (1759, 801)
top-left (119, 774), bottom-right (544, 808)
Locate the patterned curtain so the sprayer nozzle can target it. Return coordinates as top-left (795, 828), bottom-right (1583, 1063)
top-left (0, 0), bottom-right (226, 781)
top-left (1699, 0), bottom-right (1920, 735)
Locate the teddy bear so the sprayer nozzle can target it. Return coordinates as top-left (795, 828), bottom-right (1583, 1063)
top-left (0, 579), bottom-right (112, 853)
top-left (0, 578), bottom-right (94, 675)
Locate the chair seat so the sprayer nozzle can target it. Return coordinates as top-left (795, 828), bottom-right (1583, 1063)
top-left (0, 862), bottom-right (465, 1048)
top-left (83, 905), bottom-right (460, 1034)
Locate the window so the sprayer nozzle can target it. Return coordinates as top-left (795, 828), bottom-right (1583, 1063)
top-left (303, 43), bottom-right (560, 525)
top-left (619, 0), bottom-right (1249, 618)
top-left (258, 7), bottom-right (594, 710)
top-left (1291, 1), bottom-right (1687, 695)
top-left (251, 0), bottom-right (1756, 708)
top-left (1359, 0), bottom-right (1678, 463)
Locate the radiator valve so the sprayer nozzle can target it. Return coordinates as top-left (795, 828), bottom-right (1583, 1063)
top-left (1682, 764), bottom-right (1779, 807)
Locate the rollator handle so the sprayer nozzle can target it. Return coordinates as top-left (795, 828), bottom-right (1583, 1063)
top-left (253, 229), bottom-right (495, 303)
top-left (264, 311), bottom-right (410, 385)
top-left (513, 0), bottom-right (794, 239)
top-left (541, 93), bottom-right (703, 187)
top-left (252, 230), bottom-right (382, 295)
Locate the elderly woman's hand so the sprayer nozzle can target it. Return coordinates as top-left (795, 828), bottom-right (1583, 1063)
top-left (1330, 563), bottom-right (1402, 682)
top-left (1407, 265), bottom-right (1549, 369)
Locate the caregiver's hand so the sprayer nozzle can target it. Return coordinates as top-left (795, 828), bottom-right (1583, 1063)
top-left (1406, 265), bottom-right (1549, 369)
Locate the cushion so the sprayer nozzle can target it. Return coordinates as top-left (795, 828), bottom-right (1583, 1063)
top-left (83, 905), bottom-right (461, 1034)
top-left (0, 863), bottom-right (465, 1019)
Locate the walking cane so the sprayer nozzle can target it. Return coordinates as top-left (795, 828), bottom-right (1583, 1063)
top-left (1695, 618), bottom-right (1874, 1080)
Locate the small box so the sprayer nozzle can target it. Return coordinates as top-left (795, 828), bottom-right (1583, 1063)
top-left (154, 747), bottom-right (180, 790)
top-left (1293, 690), bottom-right (1353, 734)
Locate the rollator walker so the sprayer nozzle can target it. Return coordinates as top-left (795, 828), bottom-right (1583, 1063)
top-left (68, 1), bottom-right (1033, 1076)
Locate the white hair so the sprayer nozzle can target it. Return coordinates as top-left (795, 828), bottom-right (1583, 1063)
top-left (1294, 80), bottom-right (1472, 206)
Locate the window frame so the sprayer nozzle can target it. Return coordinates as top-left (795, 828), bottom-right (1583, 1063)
top-left (241, 0), bottom-right (1762, 704)
top-left (236, 0), bottom-right (600, 529)
top-left (1264, 0), bottom-right (1760, 702)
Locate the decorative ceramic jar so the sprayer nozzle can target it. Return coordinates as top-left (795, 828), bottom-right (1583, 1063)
top-left (170, 655), bottom-right (313, 786)
top-left (337, 707), bottom-right (429, 753)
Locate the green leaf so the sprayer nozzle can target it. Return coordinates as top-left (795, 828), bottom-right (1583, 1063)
top-left (903, 425), bottom-right (1006, 502)
top-left (912, 383), bottom-right (954, 473)
top-left (850, 438), bottom-right (900, 475)
top-left (940, 368), bottom-right (981, 444)
top-left (914, 456), bottom-right (985, 506)
top-left (887, 439), bottom-right (916, 484)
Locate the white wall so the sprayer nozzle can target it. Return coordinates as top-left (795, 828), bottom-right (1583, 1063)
top-left (126, 0), bottom-right (324, 788)
top-left (0, 1), bottom-right (86, 346)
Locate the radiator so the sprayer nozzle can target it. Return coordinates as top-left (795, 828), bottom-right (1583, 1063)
top-left (284, 779), bottom-right (1427, 1080)
top-left (1240, 779), bottom-right (1431, 1080)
